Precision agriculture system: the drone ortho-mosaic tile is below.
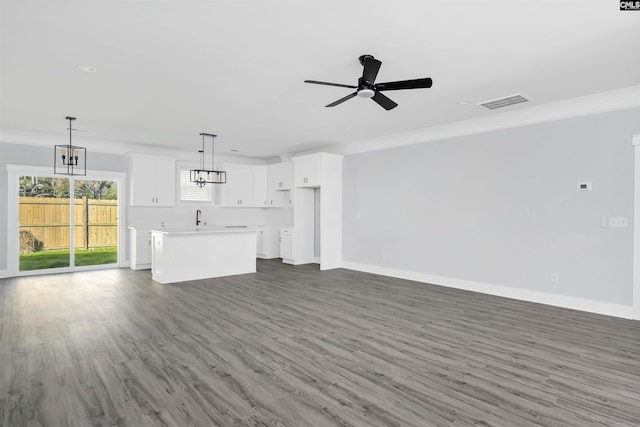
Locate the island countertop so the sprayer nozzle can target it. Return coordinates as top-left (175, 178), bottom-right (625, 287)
top-left (150, 226), bottom-right (258, 235)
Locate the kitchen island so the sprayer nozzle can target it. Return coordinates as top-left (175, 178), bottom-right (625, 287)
top-left (151, 227), bottom-right (257, 284)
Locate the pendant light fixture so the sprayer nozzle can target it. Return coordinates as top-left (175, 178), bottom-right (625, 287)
top-left (190, 133), bottom-right (226, 187)
top-left (54, 116), bottom-right (86, 176)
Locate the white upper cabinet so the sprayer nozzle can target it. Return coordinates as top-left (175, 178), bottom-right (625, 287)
top-left (218, 163), bottom-right (254, 206)
top-left (130, 155), bottom-right (176, 207)
top-left (217, 162), bottom-right (294, 208)
top-left (268, 162), bottom-right (293, 191)
top-left (252, 165), bottom-right (268, 207)
top-left (267, 162), bottom-right (293, 207)
top-left (293, 154), bottom-right (321, 187)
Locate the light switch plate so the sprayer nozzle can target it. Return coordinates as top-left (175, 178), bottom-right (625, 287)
top-left (600, 216), bottom-right (608, 228)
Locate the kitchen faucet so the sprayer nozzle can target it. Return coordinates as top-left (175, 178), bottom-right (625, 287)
top-left (196, 209), bottom-right (202, 226)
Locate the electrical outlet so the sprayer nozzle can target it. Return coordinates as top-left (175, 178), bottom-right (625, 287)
top-left (600, 216), bottom-right (608, 228)
top-left (551, 273), bottom-right (559, 283)
top-left (577, 182), bottom-right (592, 191)
top-left (609, 217), bottom-right (628, 228)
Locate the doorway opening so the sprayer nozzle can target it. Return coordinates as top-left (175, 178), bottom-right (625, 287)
top-left (633, 134), bottom-right (640, 320)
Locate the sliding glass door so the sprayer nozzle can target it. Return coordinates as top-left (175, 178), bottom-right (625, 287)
top-left (16, 173), bottom-right (120, 274)
top-left (73, 179), bottom-right (118, 267)
top-left (18, 176), bottom-right (72, 271)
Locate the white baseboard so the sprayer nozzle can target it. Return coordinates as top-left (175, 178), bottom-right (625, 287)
top-left (0, 269), bottom-right (9, 279)
top-left (129, 263), bottom-right (150, 270)
top-left (342, 262), bottom-right (634, 320)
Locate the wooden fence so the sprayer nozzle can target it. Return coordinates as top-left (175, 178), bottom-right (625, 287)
top-left (19, 196), bottom-right (118, 250)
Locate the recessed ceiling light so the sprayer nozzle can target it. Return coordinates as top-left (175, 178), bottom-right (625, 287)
top-left (230, 149), bottom-right (239, 152)
top-left (458, 99), bottom-right (472, 105)
top-left (76, 64), bottom-right (97, 73)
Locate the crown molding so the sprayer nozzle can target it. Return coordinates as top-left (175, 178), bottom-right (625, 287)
top-left (0, 129), bottom-right (266, 164)
top-left (336, 85), bottom-right (640, 156)
top-left (0, 128), bottom-right (180, 156)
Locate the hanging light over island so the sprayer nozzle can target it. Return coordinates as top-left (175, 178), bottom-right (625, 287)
top-left (190, 133), bottom-right (226, 187)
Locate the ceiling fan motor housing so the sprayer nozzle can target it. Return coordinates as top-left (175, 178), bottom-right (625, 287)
top-left (358, 54), bottom-right (375, 66)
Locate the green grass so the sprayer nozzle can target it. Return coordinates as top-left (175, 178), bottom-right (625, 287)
top-left (20, 247), bottom-right (117, 271)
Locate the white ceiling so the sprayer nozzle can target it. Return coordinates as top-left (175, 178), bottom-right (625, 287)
top-left (1, 0), bottom-right (639, 158)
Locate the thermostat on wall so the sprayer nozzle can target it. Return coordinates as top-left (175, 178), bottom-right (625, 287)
top-left (577, 182), bottom-right (592, 191)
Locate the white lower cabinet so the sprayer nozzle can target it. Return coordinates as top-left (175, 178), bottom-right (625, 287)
top-left (129, 228), bottom-right (152, 269)
top-left (280, 227), bottom-right (294, 264)
top-left (257, 226), bottom-right (280, 259)
top-left (256, 228), bottom-right (264, 257)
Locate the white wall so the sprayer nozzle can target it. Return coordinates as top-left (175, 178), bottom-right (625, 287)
top-left (342, 108), bottom-right (640, 315)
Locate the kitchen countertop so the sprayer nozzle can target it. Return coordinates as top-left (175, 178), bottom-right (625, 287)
top-left (151, 226), bottom-right (257, 235)
top-left (129, 224), bottom-right (264, 231)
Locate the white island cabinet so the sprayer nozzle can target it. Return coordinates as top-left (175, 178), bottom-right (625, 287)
top-left (151, 228), bottom-right (256, 284)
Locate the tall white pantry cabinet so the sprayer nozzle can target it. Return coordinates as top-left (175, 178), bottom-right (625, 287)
top-left (292, 152), bottom-right (343, 270)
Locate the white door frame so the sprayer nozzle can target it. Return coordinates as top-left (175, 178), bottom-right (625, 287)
top-left (633, 134), bottom-right (640, 320)
top-left (6, 165), bottom-right (127, 276)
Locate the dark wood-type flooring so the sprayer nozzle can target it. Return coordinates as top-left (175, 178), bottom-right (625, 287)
top-left (1, 259), bottom-right (639, 426)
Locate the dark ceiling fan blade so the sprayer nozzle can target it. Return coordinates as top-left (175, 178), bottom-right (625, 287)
top-left (304, 80), bottom-right (357, 89)
top-left (362, 56), bottom-right (382, 84)
top-left (371, 92), bottom-right (398, 110)
top-left (325, 92), bottom-right (357, 107)
top-left (375, 77), bottom-right (433, 91)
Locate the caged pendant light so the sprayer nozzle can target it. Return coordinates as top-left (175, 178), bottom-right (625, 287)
top-left (54, 116), bottom-right (86, 176)
top-left (190, 133), bottom-right (226, 187)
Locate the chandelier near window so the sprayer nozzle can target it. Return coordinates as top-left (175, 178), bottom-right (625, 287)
top-left (190, 133), bottom-right (226, 187)
top-left (54, 116), bottom-right (86, 176)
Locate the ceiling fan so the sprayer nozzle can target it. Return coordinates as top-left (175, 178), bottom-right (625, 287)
top-left (304, 54), bottom-right (433, 111)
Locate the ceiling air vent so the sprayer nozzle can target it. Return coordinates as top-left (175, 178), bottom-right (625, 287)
top-left (477, 93), bottom-right (530, 110)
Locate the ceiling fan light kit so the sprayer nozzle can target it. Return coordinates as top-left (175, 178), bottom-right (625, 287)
top-left (305, 54), bottom-right (433, 110)
top-left (190, 133), bottom-right (226, 187)
top-left (357, 88), bottom-right (375, 98)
